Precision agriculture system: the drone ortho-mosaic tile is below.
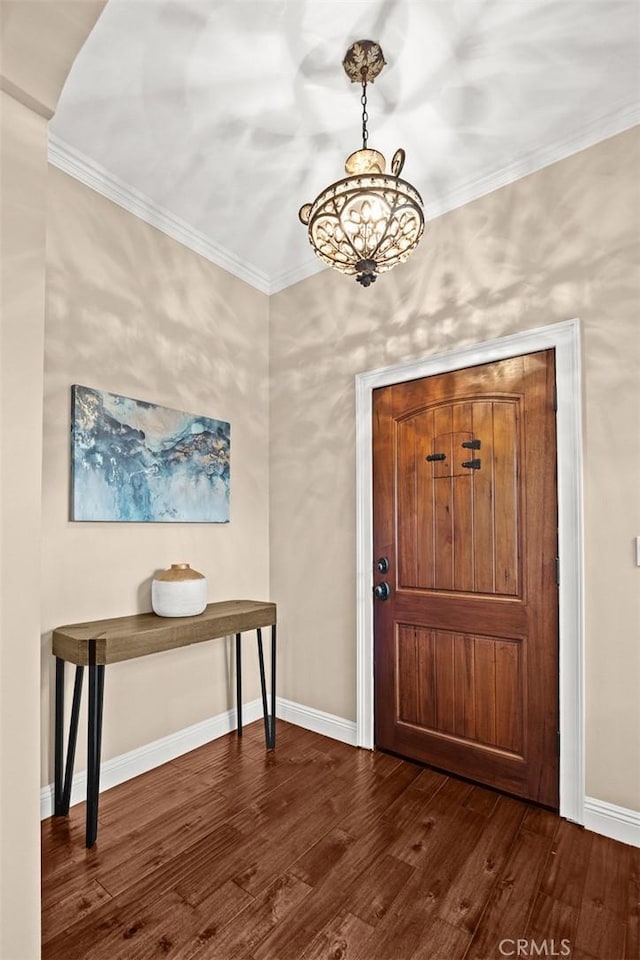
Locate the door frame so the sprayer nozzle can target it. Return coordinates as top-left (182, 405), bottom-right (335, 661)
top-left (355, 318), bottom-right (584, 824)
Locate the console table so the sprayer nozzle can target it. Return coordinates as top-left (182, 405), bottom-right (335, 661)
top-left (52, 600), bottom-right (277, 847)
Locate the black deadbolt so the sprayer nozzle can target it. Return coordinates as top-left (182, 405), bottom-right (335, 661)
top-left (377, 557), bottom-right (389, 573)
top-left (373, 582), bottom-right (391, 600)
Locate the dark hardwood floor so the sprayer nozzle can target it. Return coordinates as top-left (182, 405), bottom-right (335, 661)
top-left (42, 721), bottom-right (639, 960)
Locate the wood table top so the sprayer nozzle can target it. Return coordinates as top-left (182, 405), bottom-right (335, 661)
top-left (52, 599), bottom-right (277, 665)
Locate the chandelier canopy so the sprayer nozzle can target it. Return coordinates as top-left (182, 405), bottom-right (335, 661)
top-left (299, 40), bottom-right (424, 287)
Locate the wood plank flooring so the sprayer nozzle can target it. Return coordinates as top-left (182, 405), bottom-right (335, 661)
top-left (41, 721), bottom-right (639, 960)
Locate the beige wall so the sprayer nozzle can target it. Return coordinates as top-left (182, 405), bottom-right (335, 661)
top-left (270, 127), bottom-right (640, 812)
top-left (1, 3), bottom-right (105, 955)
top-left (41, 168), bottom-right (270, 785)
top-left (1, 1), bottom-right (105, 118)
top-left (1, 88), bottom-right (48, 960)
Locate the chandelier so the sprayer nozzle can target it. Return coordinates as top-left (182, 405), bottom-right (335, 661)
top-left (298, 40), bottom-right (424, 287)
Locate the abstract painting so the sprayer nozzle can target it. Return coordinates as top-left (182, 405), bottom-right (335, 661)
top-left (71, 385), bottom-right (230, 522)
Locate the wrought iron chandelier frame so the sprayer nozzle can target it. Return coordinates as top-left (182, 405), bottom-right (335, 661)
top-left (299, 40), bottom-right (424, 287)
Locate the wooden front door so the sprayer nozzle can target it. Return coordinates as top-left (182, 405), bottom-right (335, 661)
top-left (373, 350), bottom-right (559, 807)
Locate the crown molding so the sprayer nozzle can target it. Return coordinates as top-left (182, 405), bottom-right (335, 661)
top-left (269, 257), bottom-right (327, 295)
top-left (265, 101), bottom-right (640, 293)
top-left (423, 100), bottom-right (640, 222)
top-left (47, 134), bottom-right (272, 295)
top-left (49, 101), bottom-right (639, 295)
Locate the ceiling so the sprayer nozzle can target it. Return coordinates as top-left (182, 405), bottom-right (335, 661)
top-left (49, 0), bottom-right (640, 294)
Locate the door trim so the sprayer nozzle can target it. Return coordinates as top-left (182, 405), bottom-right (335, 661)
top-left (355, 318), bottom-right (584, 824)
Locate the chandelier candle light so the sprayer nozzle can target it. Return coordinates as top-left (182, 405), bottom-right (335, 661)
top-left (299, 40), bottom-right (424, 287)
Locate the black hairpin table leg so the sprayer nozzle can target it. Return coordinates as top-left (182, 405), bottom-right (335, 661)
top-left (256, 628), bottom-right (270, 748)
top-left (236, 632), bottom-right (242, 737)
top-left (54, 658), bottom-right (85, 817)
top-left (256, 626), bottom-right (276, 750)
top-left (86, 639), bottom-right (105, 848)
top-left (62, 665), bottom-right (84, 814)
top-left (54, 658), bottom-right (64, 816)
top-left (270, 623), bottom-right (277, 749)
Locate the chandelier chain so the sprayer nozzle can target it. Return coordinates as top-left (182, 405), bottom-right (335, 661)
top-left (361, 80), bottom-right (368, 149)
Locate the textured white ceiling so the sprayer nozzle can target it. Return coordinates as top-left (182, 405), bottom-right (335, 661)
top-left (50, 0), bottom-right (640, 293)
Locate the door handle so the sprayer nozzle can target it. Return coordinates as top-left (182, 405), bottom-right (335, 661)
top-left (373, 582), bottom-right (391, 601)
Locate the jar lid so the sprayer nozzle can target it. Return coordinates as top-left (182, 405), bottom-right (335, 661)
top-left (155, 563), bottom-right (205, 582)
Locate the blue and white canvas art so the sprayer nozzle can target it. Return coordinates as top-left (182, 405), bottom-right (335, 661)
top-left (71, 385), bottom-right (230, 522)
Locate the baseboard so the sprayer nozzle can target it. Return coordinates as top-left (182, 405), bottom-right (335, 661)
top-left (40, 698), bottom-right (264, 820)
top-left (41, 701), bottom-right (639, 849)
top-left (275, 697), bottom-right (358, 746)
top-left (40, 696), bottom-right (357, 819)
top-left (584, 796), bottom-right (640, 848)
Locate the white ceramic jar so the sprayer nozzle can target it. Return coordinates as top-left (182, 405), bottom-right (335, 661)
top-left (151, 563), bottom-right (207, 617)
